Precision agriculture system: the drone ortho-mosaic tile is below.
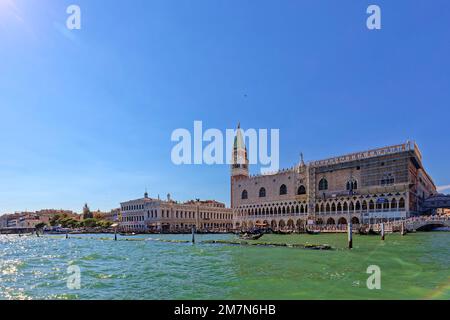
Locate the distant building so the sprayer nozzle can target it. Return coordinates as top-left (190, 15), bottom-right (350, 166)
top-left (231, 125), bottom-right (437, 230)
top-left (103, 208), bottom-right (120, 222)
top-left (0, 209), bottom-right (80, 230)
top-left (437, 208), bottom-right (450, 216)
top-left (119, 192), bottom-right (233, 233)
top-left (35, 209), bottom-right (80, 224)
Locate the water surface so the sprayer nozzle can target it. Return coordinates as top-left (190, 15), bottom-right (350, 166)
top-left (0, 232), bottom-right (448, 299)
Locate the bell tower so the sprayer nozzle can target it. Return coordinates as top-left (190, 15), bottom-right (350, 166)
top-left (231, 123), bottom-right (249, 208)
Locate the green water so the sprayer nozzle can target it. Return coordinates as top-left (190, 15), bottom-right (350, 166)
top-left (0, 232), bottom-right (449, 300)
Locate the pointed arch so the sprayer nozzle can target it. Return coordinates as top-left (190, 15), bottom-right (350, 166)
top-left (287, 219), bottom-right (295, 228)
top-left (391, 198), bottom-right (397, 210)
top-left (271, 220), bottom-right (277, 229)
top-left (259, 187), bottom-right (266, 198)
top-left (297, 185), bottom-right (306, 195)
top-left (351, 217), bottom-right (360, 224)
top-left (399, 198), bottom-right (405, 209)
top-left (319, 178), bottom-right (328, 191)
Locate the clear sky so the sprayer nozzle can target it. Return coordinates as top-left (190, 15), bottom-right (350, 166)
top-left (1, 0), bottom-right (450, 214)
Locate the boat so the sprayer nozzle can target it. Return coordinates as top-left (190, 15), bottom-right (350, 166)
top-left (367, 229), bottom-right (380, 235)
top-left (358, 228), bottom-right (380, 235)
top-left (119, 232), bottom-right (138, 236)
top-left (357, 227), bottom-right (369, 235)
top-left (238, 232), bottom-right (264, 240)
top-left (305, 228), bottom-right (320, 235)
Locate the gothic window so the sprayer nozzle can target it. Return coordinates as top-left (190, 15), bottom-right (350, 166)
top-left (279, 184), bottom-right (287, 195)
top-left (399, 198), bottom-right (405, 209)
top-left (319, 178), bottom-right (328, 191)
top-left (241, 190), bottom-right (248, 200)
top-left (391, 198), bottom-right (397, 209)
top-left (346, 180), bottom-right (358, 191)
top-left (297, 185), bottom-right (306, 195)
top-left (381, 174), bottom-right (395, 186)
top-left (259, 187), bottom-right (266, 198)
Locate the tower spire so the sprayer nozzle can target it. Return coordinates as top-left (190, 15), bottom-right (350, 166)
top-left (231, 122), bottom-right (249, 178)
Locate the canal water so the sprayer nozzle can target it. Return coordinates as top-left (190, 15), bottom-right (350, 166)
top-left (0, 232), bottom-right (449, 299)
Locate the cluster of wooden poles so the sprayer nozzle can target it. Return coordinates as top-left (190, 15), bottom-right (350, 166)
top-left (347, 221), bottom-right (406, 249)
top-left (62, 224), bottom-right (407, 250)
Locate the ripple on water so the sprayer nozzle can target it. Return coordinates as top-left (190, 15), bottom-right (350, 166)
top-left (0, 233), bottom-right (449, 299)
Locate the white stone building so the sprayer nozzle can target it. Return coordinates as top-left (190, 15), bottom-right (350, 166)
top-left (119, 192), bottom-right (233, 233)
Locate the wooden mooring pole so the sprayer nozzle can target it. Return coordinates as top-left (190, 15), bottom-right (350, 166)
top-left (191, 226), bottom-right (195, 244)
top-left (381, 223), bottom-right (385, 241)
top-left (348, 222), bottom-right (353, 249)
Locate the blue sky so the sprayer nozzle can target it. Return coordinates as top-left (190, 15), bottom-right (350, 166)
top-left (1, 0), bottom-right (450, 213)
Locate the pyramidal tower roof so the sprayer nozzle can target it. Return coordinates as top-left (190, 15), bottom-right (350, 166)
top-left (233, 122), bottom-right (246, 150)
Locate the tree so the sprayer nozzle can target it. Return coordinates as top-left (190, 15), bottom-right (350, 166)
top-left (50, 214), bottom-right (61, 226)
top-left (93, 211), bottom-right (105, 220)
top-left (99, 220), bottom-right (112, 229)
top-left (83, 218), bottom-right (97, 228)
top-left (35, 222), bottom-right (47, 230)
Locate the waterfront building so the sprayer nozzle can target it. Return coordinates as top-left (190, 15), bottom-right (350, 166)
top-left (0, 209), bottom-right (80, 231)
top-left (231, 127), bottom-right (437, 230)
top-left (119, 192), bottom-right (233, 233)
top-left (103, 208), bottom-right (120, 222)
top-left (35, 209), bottom-right (80, 224)
top-left (437, 208), bottom-right (450, 216)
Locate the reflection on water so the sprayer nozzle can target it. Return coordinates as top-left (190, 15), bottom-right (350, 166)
top-left (0, 232), bottom-right (449, 300)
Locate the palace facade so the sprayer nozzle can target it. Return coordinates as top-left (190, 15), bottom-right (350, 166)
top-left (231, 128), bottom-right (436, 231)
top-left (119, 192), bottom-right (233, 233)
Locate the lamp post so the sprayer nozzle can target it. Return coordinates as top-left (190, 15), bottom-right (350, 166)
top-left (348, 175), bottom-right (354, 249)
